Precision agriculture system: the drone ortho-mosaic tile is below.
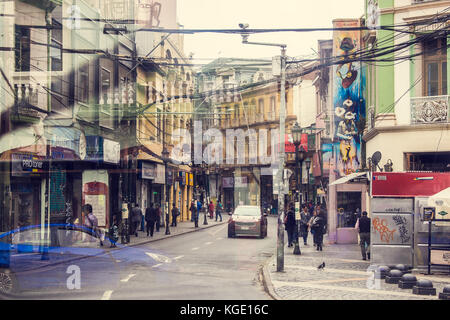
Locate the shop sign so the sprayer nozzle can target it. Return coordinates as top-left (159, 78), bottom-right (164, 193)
top-left (85, 136), bottom-right (103, 161)
top-left (11, 153), bottom-right (45, 177)
top-left (103, 139), bottom-right (120, 164)
top-left (167, 170), bottom-right (173, 185)
top-left (154, 164), bottom-right (165, 184)
top-left (141, 162), bottom-right (156, 180)
top-left (48, 127), bottom-right (86, 160)
top-left (222, 177), bottom-right (234, 188)
top-left (189, 173), bottom-right (194, 186)
top-left (235, 176), bottom-right (248, 188)
top-left (179, 172), bottom-right (185, 185)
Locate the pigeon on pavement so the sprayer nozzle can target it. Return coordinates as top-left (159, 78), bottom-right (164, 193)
top-left (317, 262), bottom-right (325, 270)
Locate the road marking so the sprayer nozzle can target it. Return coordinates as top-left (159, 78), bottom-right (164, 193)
top-left (205, 242), bottom-right (213, 245)
top-left (210, 224), bottom-right (228, 236)
top-left (120, 274), bottom-right (136, 282)
top-left (101, 290), bottom-right (113, 300)
top-left (145, 252), bottom-right (172, 263)
top-left (174, 255), bottom-right (184, 260)
top-left (152, 263), bottom-right (163, 268)
top-left (192, 247), bottom-right (199, 251)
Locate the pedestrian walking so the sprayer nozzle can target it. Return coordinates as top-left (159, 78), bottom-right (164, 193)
top-left (155, 203), bottom-right (161, 232)
top-left (208, 201), bottom-right (215, 219)
top-left (171, 203), bottom-right (180, 227)
top-left (190, 200), bottom-right (196, 223)
top-left (145, 203), bottom-right (158, 237)
top-left (355, 211), bottom-right (371, 260)
top-left (216, 200), bottom-right (223, 222)
top-left (130, 203), bottom-right (143, 237)
top-left (109, 215), bottom-right (119, 248)
top-left (196, 200), bottom-right (202, 224)
top-left (82, 204), bottom-right (103, 246)
top-left (284, 203), bottom-right (296, 247)
top-left (300, 205), bottom-right (311, 245)
top-left (309, 210), bottom-right (325, 251)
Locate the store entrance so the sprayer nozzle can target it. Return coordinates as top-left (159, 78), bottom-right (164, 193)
top-left (11, 181), bottom-right (40, 229)
top-left (337, 191), bottom-right (361, 228)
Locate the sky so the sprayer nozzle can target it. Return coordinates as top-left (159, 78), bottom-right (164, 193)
top-left (177, 0), bottom-right (365, 64)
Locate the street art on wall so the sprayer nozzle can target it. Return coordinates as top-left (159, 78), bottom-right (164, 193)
top-left (332, 20), bottom-right (365, 177)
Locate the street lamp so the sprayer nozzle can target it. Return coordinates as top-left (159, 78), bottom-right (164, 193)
top-left (162, 148), bottom-right (171, 235)
top-left (305, 158), bottom-right (311, 203)
top-left (292, 122), bottom-right (305, 255)
top-left (239, 23), bottom-right (287, 272)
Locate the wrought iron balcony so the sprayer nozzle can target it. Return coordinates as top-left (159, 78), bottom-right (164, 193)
top-left (410, 95), bottom-right (449, 124)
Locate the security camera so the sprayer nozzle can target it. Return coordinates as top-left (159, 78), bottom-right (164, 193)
top-left (238, 23), bottom-right (249, 29)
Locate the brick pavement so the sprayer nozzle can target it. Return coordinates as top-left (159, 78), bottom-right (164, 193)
top-left (262, 237), bottom-right (450, 300)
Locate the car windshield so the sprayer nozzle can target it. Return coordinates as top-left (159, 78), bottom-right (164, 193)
top-left (234, 207), bottom-right (260, 216)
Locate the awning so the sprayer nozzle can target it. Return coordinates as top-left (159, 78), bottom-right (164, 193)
top-left (428, 187), bottom-right (450, 207)
top-left (328, 172), bottom-right (368, 186)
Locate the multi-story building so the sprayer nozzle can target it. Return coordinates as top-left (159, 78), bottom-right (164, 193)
top-left (0, 0), bottom-right (135, 237)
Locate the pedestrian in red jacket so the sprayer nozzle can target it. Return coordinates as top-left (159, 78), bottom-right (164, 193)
top-left (208, 201), bottom-right (214, 219)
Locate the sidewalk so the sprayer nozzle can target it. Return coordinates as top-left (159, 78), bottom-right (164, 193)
top-left (261, 236), bottom-right (450, 300)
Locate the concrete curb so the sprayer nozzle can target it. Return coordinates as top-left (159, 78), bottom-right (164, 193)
top-left (259, 256), bottom-right (282, 300)
top-left (14, 221), bottom-right (228, 273)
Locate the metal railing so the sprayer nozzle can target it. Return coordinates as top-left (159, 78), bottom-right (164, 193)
top-left (410, 95), bottom-right (449, 124)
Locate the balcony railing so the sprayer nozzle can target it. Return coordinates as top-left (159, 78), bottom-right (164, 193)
top-left (412, 0), bottom-right (442, 4)
top-left (410, 95), bottom-right (449, 124)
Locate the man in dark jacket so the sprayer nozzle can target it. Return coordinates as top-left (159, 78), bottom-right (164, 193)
top-left (284, 203), bottom-right (296, 247)
top-left (130, 203), bottom-right (143, 237)
top-left (171, 203), bottom-right (180, 227)
top-left (145, 203), bottom-right (158, 237)
top-left (357, 211), bottom-right (371, 260)
top-left (310, 210), bottom-right (325, 251)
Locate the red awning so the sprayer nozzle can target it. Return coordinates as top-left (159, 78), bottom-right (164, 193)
top-left (372, 172), bottom-right (450, 197)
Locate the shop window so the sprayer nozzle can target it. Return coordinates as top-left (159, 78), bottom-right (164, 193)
top-left (337, 192), bottom-right (361, 228)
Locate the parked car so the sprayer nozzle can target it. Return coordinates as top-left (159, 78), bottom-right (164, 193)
top-left (228, 205), bottom-right (268, 239)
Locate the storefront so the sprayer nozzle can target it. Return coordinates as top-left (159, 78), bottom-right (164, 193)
top-left (10, 152), bottom-right (46, 228)
top-left (370, 172), bottom-right (450, 271)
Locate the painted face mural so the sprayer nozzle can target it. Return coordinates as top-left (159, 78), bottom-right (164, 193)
top-left (332, 20), bottom-right (365, 177)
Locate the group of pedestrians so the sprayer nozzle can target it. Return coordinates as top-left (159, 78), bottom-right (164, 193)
top-left (284, 202), bottom-right (327, 251)
top-left (189, 199), bottom-right (224, 228)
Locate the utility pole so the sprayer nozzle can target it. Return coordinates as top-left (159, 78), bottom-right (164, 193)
top-left (238, 23), bottom-right (287, 272)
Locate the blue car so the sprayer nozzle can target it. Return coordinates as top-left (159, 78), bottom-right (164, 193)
top-left (0, 224), bottom-right (165, 298)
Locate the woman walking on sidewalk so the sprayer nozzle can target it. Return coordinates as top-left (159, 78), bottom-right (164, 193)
top-left (310, 210), bottom-right (325, 251)
top-left (300, 205), bottom-right (311, 245)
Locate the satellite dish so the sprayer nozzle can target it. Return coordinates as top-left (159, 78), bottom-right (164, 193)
top-left (371, 151), bottom-right (382, 166)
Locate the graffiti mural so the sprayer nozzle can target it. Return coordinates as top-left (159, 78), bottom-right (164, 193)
top-left (332, 20), bottom-right (365, 177)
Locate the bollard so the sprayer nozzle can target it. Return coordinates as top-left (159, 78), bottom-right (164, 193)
top-left (375, 265), bottom-right (390, 280)
top-left (438, 285), bottom-right (450, 300)
top-left (385, 269), bottom-right (403, 284)
top-left (398, 274), bottom-right (417, 289)
top-left (394, 264), bottom-right (408, 274)
top-left (412, 279), bottom-right (436, 296)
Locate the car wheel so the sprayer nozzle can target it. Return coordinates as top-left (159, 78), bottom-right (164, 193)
top-left (0, 270), bottom-right (17, 296)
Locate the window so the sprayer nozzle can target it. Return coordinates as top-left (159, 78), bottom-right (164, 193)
top-left (51, 19), bottom-right (62, 71)
top-left (78, 60), bottom-right (89, 103)
top-left (423, 37), bottom-right (447, 96)
top-left (258, 98), bottom-right (264, 114)
top-left (15, 25), bottom-right (30, 71)
top-left (101, 68), bottom-right (111, 104)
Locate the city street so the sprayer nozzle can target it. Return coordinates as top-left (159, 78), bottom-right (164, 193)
top-left (14, 217), bottom-right (278, 300)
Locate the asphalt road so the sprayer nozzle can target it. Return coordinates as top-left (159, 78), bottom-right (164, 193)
top-left (11, 216), bottom-right (279, 300)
